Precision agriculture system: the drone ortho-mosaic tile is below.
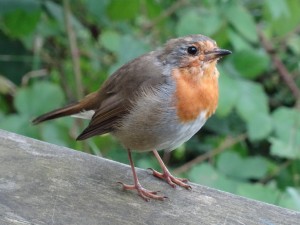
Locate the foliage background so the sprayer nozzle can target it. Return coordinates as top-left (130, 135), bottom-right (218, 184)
top-left (0, 0), bottom-right (300, 210)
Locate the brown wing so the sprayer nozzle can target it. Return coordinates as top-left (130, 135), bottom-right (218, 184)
top-left (76, 95), bottom-right (128, 140)
top-left (76, 51), bottom-right (167, 140)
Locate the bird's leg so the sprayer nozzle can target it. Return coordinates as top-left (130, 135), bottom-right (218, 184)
top-left (149, 150), bottom-right (191, 189)
top-left (118, 148), bottom-right (167, 201)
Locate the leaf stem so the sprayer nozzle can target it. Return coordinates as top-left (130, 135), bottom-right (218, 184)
top-left (63, 0), bottom-right (91, 154)
top-left (258, 28), bottom-right (300, 109)
top-left (63, 0), bottom-right (84, 99)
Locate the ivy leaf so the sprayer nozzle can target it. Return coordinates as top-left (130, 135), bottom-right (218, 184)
top-left (217, 151), bottom-right (269, 179)
top-left (2, 9), bottom-right (41, 38)
top-left (270, 107), bottom-right (300, 159)
top-left (85, 0), bottom-right (109, 23)
top-left (109, 35), bottom-right (150, 74)
top-left (237, 183), bottom-right (280, 204)
top-left (265, 0), bottom-right (289, 19)
top-left (278, 187), bottom-right (300, 211)
top-left (188, 162), bottom-right (239, 193)
top-left (287, 36), bottom-right (300, 55)
top-left (14, 81), bottom-right (65, 117)
top-left (225, 4), bottom-right (258, 43)
top-left (41, 122), bottom-right (71, 147)
top-left (107, 0), bottom-right (139, 21)
top-left (216, 71), bottom-right (238, 117)
top-left (176, 9), bottom-right (222, 37)
top-left (0, 114), bottom-right (38, 137)
top-left (268, 0), bottom-right (300, 37)
top-left (228, 29), bottom-right (252, 51)
top-left (100, 30), bottom-right (121, 52)
top-left (247, 113), bottom-right (272, 141)
top-left (235, 80), bottom-right (272, 141)
top-left (236, 80), bottom-right (269, 122)
top-left (232, 49), bottom-right (270, 79)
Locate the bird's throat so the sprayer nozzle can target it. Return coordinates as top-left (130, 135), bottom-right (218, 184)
top-left (172, 66), bottom-right (219, 123)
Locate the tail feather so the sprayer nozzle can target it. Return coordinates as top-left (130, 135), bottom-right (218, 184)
top-left (32, 91), bottom-right (99, 125)
top-left (32, 102), bottom-right (81, 125)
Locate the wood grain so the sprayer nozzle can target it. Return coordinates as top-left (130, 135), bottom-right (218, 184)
top-left (0, 129), bottom-right (299, 225)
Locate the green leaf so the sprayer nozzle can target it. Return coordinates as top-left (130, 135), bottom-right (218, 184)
top-left (287, 35), bottom-right (300, 55)
top-left (85, 0), bottom-right (110, 23)
top-left (14, 81), bottom-right (65, 117)
top-left (173, 144), bottom-right (186, 160)
top-left (0, 0), bottom-right (41, 14)
top-left (272, 107), bottom-right (300, 140)
top-left (107, 0), bottom-right (140, 21)
top-left (109, 35), bottom-right (150, 73)
top-left (136, 157), bottom-right (158, 170)
top-left (118, 35), bottom-right (149, 62)
top-left (265, 0), bottom-right (289, 19)
top-left (278, 187), bottom-right (300, 211)
top-left (99, 30), bottom-right (121, 52)
top-left (236, 80), bottom-right (269, 122)
top-left (145, 0), bottom-right (162, 18)
top-left (226, 4), bottom-right (258, 43)
top-left (44, 1), bottom-right (84, 31)
top-left (270, 138), bottom-right (300, 159)
top-left (2, 9), bottom-right (41, 38)
top-left (217, 151), bottom-right (240, 175)
top-left (217, 151), bottom-right (269, 179)
top-left (287, 187), bottom-right (300, 208)
top-left (268, 0), bottom-right (300, 37)
top-left (189, 163), bottom-right (239, 193)
top-left (0, 114), bottom-right (38, 137)
top-left (176, 11), bottom-right (201, 36)
top-left (270, 107), bottom-right (300, 159)
top-left (247, 113), bottom-right (272, 141)
top-left (241, 156), bottom-right (269, 179)
top-left (228, 29), bottom-right (252, 51)
top-left (235, 80), bottom-right (272, 141)
top-left (41, 122), bottom-right (71, 147)
top-left (176, 9), bottom-right (222, 37)
top-left (237, 183), bottom-right (280, 204)
top-left (216, 70), bottom-right (238, 117)
top-left (232, 49), bottom-right (270, 79)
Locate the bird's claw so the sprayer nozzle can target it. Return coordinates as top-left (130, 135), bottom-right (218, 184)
top-left (148, 168), bottom-right (192, 190)
top-left (117, 181), bottom-right (167, 201)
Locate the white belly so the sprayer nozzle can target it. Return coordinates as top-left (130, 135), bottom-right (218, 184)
top-left (113, 85), bottom-right (208, 151)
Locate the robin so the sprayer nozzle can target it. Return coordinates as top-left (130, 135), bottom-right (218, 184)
top-left (33, 34), bottom-right (231, 201)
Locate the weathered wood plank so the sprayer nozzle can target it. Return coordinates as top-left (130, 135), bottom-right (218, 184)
top-left (0, 129), bottom-right (299, 225)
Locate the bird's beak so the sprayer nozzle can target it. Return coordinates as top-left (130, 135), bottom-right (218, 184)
top-left (204, 48), bottom-right (232, 61)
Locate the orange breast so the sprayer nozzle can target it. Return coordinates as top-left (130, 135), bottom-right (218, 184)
top-left (173, 64), bottom-right (219, 123)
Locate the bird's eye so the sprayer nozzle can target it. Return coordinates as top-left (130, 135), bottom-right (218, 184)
top-left (187, 46), bottom-right (198, 55)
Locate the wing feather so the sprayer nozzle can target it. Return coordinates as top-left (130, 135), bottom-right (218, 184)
top-left (77, 52), bottom-right (167, 140)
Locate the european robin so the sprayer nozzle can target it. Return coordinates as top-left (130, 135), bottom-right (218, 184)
top-left (33, 34), bottom-right (231, 201)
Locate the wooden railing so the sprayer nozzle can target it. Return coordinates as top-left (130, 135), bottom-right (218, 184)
top-left (0, 129), bottom-right (299, 225)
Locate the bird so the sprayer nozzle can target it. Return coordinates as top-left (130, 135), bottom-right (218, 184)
top-left (32, 34), bottom-right (231, 201)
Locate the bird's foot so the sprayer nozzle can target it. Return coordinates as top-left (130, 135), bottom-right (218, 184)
top-left (148, 168), bottom-right (192, 190)
top-left (117, 181), bottom-right (167, 201)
